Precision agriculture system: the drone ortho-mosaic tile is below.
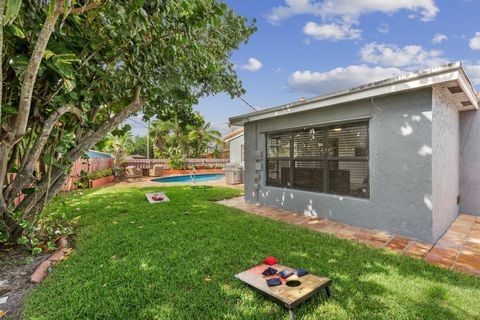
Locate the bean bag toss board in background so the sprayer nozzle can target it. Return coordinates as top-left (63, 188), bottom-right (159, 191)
top-left (235, 264), bottom-right (332, 320)
top-left (145, 192), bottom-right (170, 204)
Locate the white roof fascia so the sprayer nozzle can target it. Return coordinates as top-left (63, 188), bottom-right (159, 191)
top-left (224, 132), bottom-right (244, 143)
top-left (230, 63), bottom-right (478, 126)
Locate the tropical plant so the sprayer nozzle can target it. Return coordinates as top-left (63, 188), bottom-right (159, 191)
top-left (0, 0), bottom-right (256, 242)
top-left (164, 146), bottom-right (184, 169)
top-left (188, 122), bottom-right (222, 158)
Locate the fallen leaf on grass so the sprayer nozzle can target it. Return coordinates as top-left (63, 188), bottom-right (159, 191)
top-left (0, 310), bottom-right (8, 318)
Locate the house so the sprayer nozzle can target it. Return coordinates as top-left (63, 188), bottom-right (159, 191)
top-left (86, 150), bottom-right (112, 159)
top-left (230, 62), bottom-right (480, 243)
top-left (224, 128), bottom-right (244, 164)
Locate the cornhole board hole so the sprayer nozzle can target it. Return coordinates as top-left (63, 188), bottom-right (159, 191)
top-left (145, 192), bottom-right (170, 204)
top-left (235, 264), bottom-right (331, 320)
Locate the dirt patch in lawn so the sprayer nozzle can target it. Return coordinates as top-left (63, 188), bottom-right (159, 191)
top-left (0, 246), bottom-right (49, 319)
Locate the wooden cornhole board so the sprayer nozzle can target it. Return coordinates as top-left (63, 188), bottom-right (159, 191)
top-left (235, 264), bottom-right (331, 319)
top-left (145, 192), bottom-right (170, 204)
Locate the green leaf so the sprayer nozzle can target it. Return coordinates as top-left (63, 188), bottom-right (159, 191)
top-left (2, 106), bottom-right (17, 115)
top-left (6, 24), bottom-right (25, 38)
top-left (32, 247), bottom-right (42, 256)
top-left (47, 241), bottom-right (57, 251)
top-left (49, 0), bottom-right (56, 18)
top-left (4, 0), bottom-right (22, 25)
top-left (22, 188), bottom-right (35, 196)
top-left (64, 0), bottom-right (69, 17)
top-left (44, 50), bottom-right (56, 60)
top-left (17, 236), bottom-right (29, 245)
top-left (135, 0), bottom-right (145, 9)
top-left (64, 79), bottom-right (76, 92)
top-left (0, 232), bottom-right (9, 242)
top-left (10, 54), bottom-right (29, 76)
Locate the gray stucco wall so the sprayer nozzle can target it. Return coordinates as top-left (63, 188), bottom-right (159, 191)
top-left (432, 89), bottom-right (460, 239)
top-left (244, 89), bottom-right (437, 242)
top-left (229, 134), bottom-right (244, 164)
top-left (460, 109), bottom-right (480, 216)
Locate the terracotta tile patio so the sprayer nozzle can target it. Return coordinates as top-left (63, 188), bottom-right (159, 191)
top-left (217, 197), bottom-right (480, 276)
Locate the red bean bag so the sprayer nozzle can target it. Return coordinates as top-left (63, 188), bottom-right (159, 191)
top-left (263, 256), bottom-right (278, 265)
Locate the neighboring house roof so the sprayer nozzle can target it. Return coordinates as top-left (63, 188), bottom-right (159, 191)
top-left (87, 150), bottom-right (113, 159)
top-left (230, 62), bottom-right (479, 126)
top-left (223, 128), bottom-right (244, 142)
top-left (129, 154), bottom-right (147, 159)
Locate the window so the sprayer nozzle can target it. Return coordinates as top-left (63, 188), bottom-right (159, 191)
top-left (265, 121), bottom-right (369, 198)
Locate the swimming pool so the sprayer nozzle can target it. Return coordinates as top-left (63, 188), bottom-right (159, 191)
top-left (152, 173), bottom-right (225, 183)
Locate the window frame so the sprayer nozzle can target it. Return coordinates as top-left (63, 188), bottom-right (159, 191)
top-left (265, 120), bottom-right (370, 199)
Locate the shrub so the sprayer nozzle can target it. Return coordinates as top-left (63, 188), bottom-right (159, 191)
top-left (73, 168), bottom-right (113, 189)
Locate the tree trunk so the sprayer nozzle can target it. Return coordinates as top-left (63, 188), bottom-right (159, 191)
top-left (0, 1), bottom-right (60, 224)
top-left (4, 88), bottom-right (145, 241)
top-left (4, 105), bottom-right (83, 200)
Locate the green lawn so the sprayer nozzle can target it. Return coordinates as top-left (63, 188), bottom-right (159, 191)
top-left (24, 186), bottom-right (480, 319)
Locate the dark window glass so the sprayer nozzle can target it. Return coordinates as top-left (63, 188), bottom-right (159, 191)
top-left (265, 121), bottom-right (369, 198)
top-left (328, 160), bottom-right (369, 197)
top-left (266, 159), bottom-right (290, 187)
top-left (294, 160), bottom-right (324, 192)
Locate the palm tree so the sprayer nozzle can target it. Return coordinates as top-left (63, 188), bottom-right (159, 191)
top-left (149, 117), bottom-right (190, 158)
top-left (188, 122), bottom-right (222, 157)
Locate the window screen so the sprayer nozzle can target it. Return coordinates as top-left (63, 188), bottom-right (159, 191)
top-left (265, 121), bottom-right (369, 198)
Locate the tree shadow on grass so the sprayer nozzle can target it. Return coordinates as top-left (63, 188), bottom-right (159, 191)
top-left (28, 186), bottom-right (480, 320)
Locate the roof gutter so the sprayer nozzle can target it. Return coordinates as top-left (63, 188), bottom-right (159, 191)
top-left (230, 62), bottom-right (478, 126)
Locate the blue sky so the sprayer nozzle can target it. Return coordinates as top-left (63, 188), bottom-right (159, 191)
top-left (127, 0), bottom-right (480, 135)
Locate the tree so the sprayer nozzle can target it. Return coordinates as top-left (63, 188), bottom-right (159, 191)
top-left (127, 135), bottom-right (152, 158)
top-left (0, 0), bottom-right (256, 241)
top-left (188, 122), bottom-right (222, 158)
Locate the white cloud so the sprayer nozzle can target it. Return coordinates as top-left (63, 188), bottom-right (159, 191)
top-left (288, 65), bottom-right (402, 95)
top-left (267, 0), bottom-right (439, 24)
top-left (303, 22), bottom-right (361, 40)
top-left (240, 57), bottom-right (263, 72)
top-left (432, 33), bottom-right (448, 44)
top-left (464, 63), bottom-right (480, 85)
top-left (377, 23), bottom-right (389, 34)
top-left (469, 32), bottom-right (480, 50)
top-left (359, 42), bottom-right (448, 68)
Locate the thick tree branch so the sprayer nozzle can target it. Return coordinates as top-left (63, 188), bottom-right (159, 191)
top-left (18, 87), bottom-right (144, 213)
top-left (12, 2), bottom-right (61, 143)
top-left (5, 105), bottom-right (83, 200)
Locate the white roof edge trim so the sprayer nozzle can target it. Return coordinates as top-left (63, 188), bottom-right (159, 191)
top-left (230, 62), bottom-right (478, 126)
top-left (224, 132), bottom-right (244, 143)
top-left (458, 67), bottom-right (479, 110)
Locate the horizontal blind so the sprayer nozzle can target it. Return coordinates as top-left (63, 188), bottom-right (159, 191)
top-left (327, 123), bottom-right (368, 158)
top-left (293, 128), bottom-right (323, 158)
top-left (267, 133), bottom-right (290, 158)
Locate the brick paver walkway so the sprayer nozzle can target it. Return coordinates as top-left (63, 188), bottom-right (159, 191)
top-left (217, 197), bottom-right (480, 276)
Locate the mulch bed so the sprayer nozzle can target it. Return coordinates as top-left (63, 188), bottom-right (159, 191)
top-left (0, 246), bottom-right (49, 319)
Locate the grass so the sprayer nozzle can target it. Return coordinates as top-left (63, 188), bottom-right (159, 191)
top-left (24, 186), bottom-right (480, 319)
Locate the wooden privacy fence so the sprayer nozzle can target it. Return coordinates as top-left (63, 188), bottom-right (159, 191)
top-left (123, 158), bottom-right (229, 169)
top-left (9, 157), bottom-right (114, 206)
top-left (62, 158), bottom-right (114, 192)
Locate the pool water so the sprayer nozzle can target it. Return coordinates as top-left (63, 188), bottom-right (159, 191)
top-left (152, 173), bottom-right (225, 183)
